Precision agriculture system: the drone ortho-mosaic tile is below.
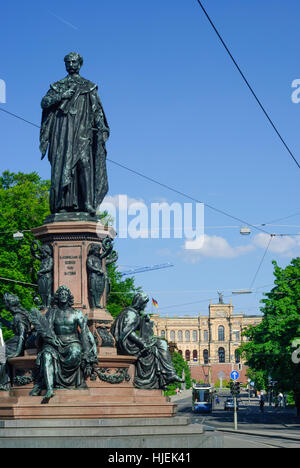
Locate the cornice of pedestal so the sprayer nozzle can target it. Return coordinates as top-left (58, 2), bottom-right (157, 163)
top-left (32, 221), bottom-right (116, 241)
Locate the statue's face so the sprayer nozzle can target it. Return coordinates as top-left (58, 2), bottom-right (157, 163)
top-left (133, 293), bottom-right (149, 311)
top-left (58, 288), bottom-right (69, 305)
top-left (65, 56), bottom-right (81, 75)
top-left (4, 294), bottom-right (19, 309)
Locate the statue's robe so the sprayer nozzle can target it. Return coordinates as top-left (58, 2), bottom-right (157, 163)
top-left (40, 75), bottom-right (109, 214)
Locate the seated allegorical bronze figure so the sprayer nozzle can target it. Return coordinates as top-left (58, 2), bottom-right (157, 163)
top-left (0, 293), bottom-right (36, 391)
top-left (29, 285), bottom-right (98, 403)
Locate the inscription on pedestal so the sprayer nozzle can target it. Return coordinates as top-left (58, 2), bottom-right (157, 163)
top-left (58, 246), bottom-right (82, 304)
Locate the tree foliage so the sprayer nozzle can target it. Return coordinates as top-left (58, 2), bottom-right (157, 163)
top-left (164, 351), bottom-right (192, 395)
top-left (106, 263), bottom-right (141, 319)
top-left (0, 171), bottom-right (50, 340)
top-left (239, 258), bottom-right (300, 413)
top-left (0, 171), bottom-right (140, 339)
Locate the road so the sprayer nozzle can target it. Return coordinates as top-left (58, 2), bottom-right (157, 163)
top-left (174, 390), bottom-right (300, 448)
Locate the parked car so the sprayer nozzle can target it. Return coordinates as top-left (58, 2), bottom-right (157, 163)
top-left (224, 397), bottom-right (239, 411)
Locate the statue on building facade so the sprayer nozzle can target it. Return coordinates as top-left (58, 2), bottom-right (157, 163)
top-left (218, 291), bottom-right (224, 304)
top-left (29, 286), bottom-right (98, 403)
top-left (40, 52), bottom-right (110, 216)
top-left (111, 292), bottom-right (184, 389)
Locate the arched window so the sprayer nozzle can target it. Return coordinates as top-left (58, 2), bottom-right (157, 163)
top-left (218, 325), bottom-right (225, 342)
top-left (160, 330), bottom-right (165, 338)
top-left (235, 349), bottom-right (240, 363)
top-left (203, 330), bottom-right (209, 342)
top-left (218, 347), bottom-right (225, 363)
top-left (193, 350), bottom-right (198, 361)
top-left (193, 330), bottom-right (198, 342)
top-left (203, 349), bottom-right (209, 364)
top-left (178, 330), bottom-right (183, 342)
top-left (178, 349), bottom-right (183, 356)
top-left (185, 349), bottom-right (190, 361)
top-left (170, 330), bottom-right (175, 342)
top-left (185, 330), bottom-right (190, 342)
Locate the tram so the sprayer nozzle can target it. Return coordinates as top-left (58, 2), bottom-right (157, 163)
top-left (192, 383), bottom-right (214, 413)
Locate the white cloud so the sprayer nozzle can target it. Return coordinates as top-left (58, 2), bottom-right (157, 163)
top-left (253, 233), bottom-right (300, 256)
top-left (101, 194), bottom-right (145, 211)
top-left (182, 234), bottom-right (255, 262)
top-left (181, 232), bottom-right (300, 263)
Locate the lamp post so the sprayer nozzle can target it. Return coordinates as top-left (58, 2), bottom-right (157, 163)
top-left (247, 378), bottom-right (251, 406)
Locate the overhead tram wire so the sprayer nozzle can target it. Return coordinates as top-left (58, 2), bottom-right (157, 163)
top-left (0, 107), bottom-right (272, 236)
top-left (195, 0), bottom-right (300, 171)
top-left (0, 108), bottom-right (40, 129)
top-left (0, 276), bottom-right (38, 288)
top-left (260, 211), bottom-right (300, 226)
top-left (249, 235), bottom-right (274, 290)
top-left (105, 158), bottom-right (271, 236)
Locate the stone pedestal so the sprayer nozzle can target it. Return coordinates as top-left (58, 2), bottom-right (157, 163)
top-left (0, 354), bottom-right (177, 420)
top-left (32, 220), bottom-right (117, 355)
top-left (32, 220), bottom-right (115, 311)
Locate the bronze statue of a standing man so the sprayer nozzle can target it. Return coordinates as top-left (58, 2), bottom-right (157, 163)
top-left (40, 52), bottom-right (110, 215)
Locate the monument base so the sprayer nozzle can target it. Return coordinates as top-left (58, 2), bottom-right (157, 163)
top-left (0, 354), bottom-right (176, 420)
top-left (0, 417), bottom-right (223, 448)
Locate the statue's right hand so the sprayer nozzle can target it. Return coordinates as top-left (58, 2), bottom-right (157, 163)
top-left (62, 88), bottom-right (75, 100)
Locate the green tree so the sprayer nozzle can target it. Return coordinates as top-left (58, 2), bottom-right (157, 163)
top-left (245, 368), bottom-right (267, 392)
top-left (0, 171), bottom-right (141, 339)
top-left (239, 258), bottom-right (300, 415)
top-left (0, 171), bottom-right (50, 339)
top-left (164, 351), bottom-right (192, 395)
top-left (106, 263), bottom-right (141, 319)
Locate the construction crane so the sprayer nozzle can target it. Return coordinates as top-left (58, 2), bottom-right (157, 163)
top-left (121, 263), bottom-right (174, 276)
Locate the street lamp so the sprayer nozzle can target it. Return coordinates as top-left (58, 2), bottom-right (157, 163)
top-left (232, 290), bottom-right (253, 295)
top-left (13, 231), bottom-right (24, 241)
top-left (240, 226), bottom-right (251, 235)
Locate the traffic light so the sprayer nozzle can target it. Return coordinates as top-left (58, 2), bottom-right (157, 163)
top-left (230, 381), bottom-right (240, 396)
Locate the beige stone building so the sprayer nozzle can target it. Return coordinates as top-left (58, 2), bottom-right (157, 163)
top-left (151, 299), bottom-right (262, 367)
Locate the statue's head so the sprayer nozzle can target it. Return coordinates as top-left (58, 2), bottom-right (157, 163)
top-left (64, 52), bottom-right (83, 75)
top-left (53, 285), bottom-right (74, 307)
top-left (3, 292), bottom-right (21, 311)
top-left (41, 244), bottom-right (53, 258)
top-left (88, 244), bottom-right (101, 256)
top-left (132, 292), bottom-right (149, 311)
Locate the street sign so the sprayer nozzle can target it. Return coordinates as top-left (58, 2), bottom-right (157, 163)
top-left (230, 370), bottom-right (239, 380)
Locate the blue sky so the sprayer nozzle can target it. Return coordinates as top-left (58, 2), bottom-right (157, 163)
top-left (1, 0), bottom-right (300, 317)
